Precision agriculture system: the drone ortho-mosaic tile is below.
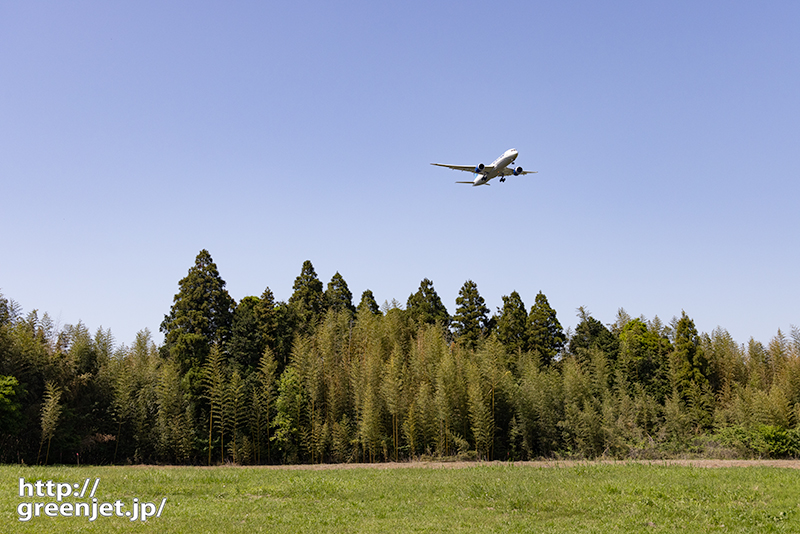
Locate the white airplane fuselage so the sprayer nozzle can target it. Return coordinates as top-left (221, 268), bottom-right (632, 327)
top-left (471, 148), bottom-right (519, 186)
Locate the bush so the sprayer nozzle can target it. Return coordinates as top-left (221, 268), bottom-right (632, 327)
top-left (715, 425), bottom-right (800, 458)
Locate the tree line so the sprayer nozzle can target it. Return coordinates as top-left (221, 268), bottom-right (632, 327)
top-left (2, 249), bottom-right (799, 465)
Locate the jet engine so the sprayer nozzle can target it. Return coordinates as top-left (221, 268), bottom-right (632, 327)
top-left (474, 163), bottom-right (485, 173)
top-left (512, 166), bottom-right (523, 176)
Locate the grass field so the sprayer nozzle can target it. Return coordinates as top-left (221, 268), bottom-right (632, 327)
top-left (3, 461), bottom-right (800, 533)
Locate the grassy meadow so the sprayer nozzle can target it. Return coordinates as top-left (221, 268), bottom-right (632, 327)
top-left (3, 462), bottom-right (800, 533)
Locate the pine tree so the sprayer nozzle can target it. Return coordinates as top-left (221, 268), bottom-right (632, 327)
top-left (256, 287), bottom-right (279, 352)
top-left (228, 296), bottom-right (266, 372)
top-left (670, 311), bottom-right (710, 405)
top-left (451, 280), bottom-right (491, 350)
top-left (527, 292), bottom-right (566, 365)
top-left (288, 260), bottom-right (325, 335)
top-left (496, 291), bottom-right (528, 355)
top-left (357, 290), bottom-right (381, 316)
top-left (569, 307), bottom-right (619, 360)
top-left (324, 272), bottom-right (356, 316)
top-left (160, 249), bottom-right (235, 378)
top-left (272, 302), bottom-right (296, 372)
top-left (406, 278), bottom-right (449, 327)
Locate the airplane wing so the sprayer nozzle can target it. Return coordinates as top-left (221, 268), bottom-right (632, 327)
top-left (430, 163), bottom-right (495, 173)
top-left (498, 167), bottom-right (538, 176)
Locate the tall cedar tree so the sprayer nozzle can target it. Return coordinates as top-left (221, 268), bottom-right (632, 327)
top-left (526, 291), bottom-right (566, 365)
top-left (256, 287), bottom-right (278, 354)
top-left (670, 311), bottom-right (711, 402)
top-left (288, 260), bottom-right (324, 335)
top-left (357, 290), bottom-right (381, 316)
top-left (324, 272), bottom-right (356, 316)
top-left (496, 291), bottom-right (528, 355)
top-left (160, 249), bottom-right (235, 376)
top-left (406, 278), bottom-right (449, 327)
top-left (569, 307), bottom-right (619, 361)
top-left (451, 280), bottom-right (491, 350)
top-left (228, 296), bottom-right (265, 372)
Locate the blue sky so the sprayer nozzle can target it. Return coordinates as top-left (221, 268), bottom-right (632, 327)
top-left (2, 1), bottom-right (798, 347)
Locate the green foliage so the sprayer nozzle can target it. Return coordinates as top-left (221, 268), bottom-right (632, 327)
top-left (569, 307), bottom-right (619, 361)
top-left (38, 381), bottom-right (62, 464)
top-left (0, 374), bottom-right (22, 431)
top-left (227, 367), bottom-right (246, 463)
top-left (434, 345), bottom-right (470, 457)
top-left (560, 353), bottom-right (605, 457)
top-left (273, 366), bottom-right (306, 463)
top-left (406, 278), bottom-right (449, 328)
top-left (252, 347), bottom-right (278, 463)
top-left (288, 260), bottom-right (325, 335)
top-left (617, 318), bottom-right (670, 401)
top-left (527, 292), bottom-right (566, 365)
top-left (515, 352), bottom-right (563, 457)
top-left (357, 289), bottom-right (381, 316)
top-left (256, 287), bottom-right (279, 350)
top-left (462, 340), bottom-right (509, 459)
top-left (160, 249), bottom-right (235, 377)
top-left (717, 424), bottom-right (800, 458)
top-left (451, 280), bottom-right (491, 350)
top-left (6, 261), bottom-right (800, 466)
top-left (155, 358), bottom-right (192, 463)
top-left (703, 327), bottom-right (747, 394)
top-left (228, 296), bottom-right (266, 373)
top-left (670, 311), bottom-right (711, 405)
top-left (324, 272), bottom-right (356, 316)
top-left (496, 291), bottom-right (527, 355)
top-left (202, 346), bottom-right (228, 464)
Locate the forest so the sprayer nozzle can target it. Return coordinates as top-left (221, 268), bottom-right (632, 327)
top-left (2, 249), bottom-right (799, 465)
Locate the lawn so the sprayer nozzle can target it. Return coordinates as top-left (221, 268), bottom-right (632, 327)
top-left (3, 462), bottom-right (800, 533)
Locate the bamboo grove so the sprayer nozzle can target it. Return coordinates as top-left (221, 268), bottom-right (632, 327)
top-left (2, 249), bottom-right (800, 465)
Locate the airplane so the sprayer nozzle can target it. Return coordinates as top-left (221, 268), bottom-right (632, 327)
top-left (430, 148), bottom-right (537, 186)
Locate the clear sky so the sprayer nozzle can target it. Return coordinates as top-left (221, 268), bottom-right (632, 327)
top-left (2, 1), bottom-right (798, 348)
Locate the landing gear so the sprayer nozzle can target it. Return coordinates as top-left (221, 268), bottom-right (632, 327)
top-left (499, 177), bottom-right (506, 183)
